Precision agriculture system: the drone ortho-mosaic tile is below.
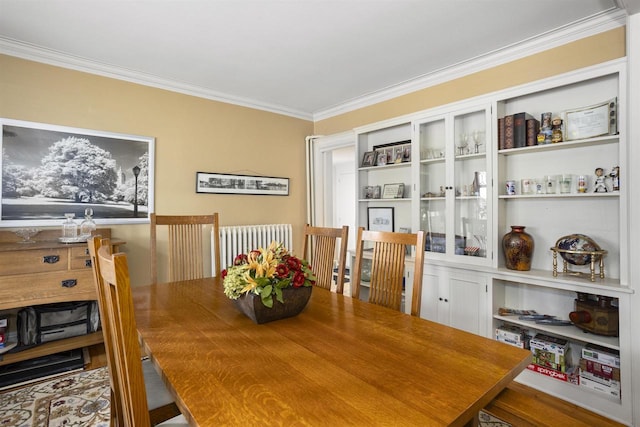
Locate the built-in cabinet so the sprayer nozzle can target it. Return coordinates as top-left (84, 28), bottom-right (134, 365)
top-left (351, 59), bottom-right (632, 424)
top-left (420, 265), bottom-right (487, 335)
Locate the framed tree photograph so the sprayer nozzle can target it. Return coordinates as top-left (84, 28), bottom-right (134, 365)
top-left (367, 207), bottom-right (394, 232)
top-left (0, 118), bottom-right (154, 226)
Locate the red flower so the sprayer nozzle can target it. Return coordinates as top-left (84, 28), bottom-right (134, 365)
top-left (286, 256), bottom-right (302, 271)
top-left (275, 263), bottom-right (289, 278)
top-left (292, 271), bottom-right (306, 287)
top-left (221, 269), bottom-right (228, 279)
top-left (233, 254), bottom-right (248, 265)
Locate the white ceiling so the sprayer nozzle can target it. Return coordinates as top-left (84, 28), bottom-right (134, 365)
top-left (0, 0), bottom-right (632, 120)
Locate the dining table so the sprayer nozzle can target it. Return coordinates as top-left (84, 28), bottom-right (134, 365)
top-left (132, 277), bottom-right (531, 426)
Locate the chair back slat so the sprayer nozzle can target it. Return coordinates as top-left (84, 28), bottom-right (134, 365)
top-left (90, 236), bottom-right (151, 427)
top-left (303, 225), bottom-right (348, 293)
top-left (151, 213), bottom-right (220, 283)
top-left (352, 228), bottom-right (426, 316)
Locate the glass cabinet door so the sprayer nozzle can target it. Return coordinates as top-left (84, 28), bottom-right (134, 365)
top-left (453, 109), bottom-right (489, 260)
top-left (418, 116), bottom-right (447, 255)
top-left (415, 105), bottom-right (491, 262)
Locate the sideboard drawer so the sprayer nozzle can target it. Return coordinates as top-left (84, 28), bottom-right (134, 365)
top-left (0, 269), bottom-right (95, 309)
top-left (70, 245), bottom-right (92, 270)
top-left (0, 249), bottom-right (68, 275)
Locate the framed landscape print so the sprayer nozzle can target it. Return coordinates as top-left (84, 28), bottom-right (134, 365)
top-left (0, 118), bottom-right (154, 227)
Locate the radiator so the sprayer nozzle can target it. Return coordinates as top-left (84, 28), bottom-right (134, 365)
top-left (213, 224), bottom-right (293, 272)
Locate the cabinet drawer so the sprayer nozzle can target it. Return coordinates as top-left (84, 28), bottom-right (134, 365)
top-left (0, 269), bottom-right (96, 309)
top-left (70, 245), bottom-right (92, 270)
top-left (0, 249), bottom-right (69, 275)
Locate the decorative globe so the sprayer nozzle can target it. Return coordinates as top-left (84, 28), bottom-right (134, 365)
top-left (555, 234), bottom-right (602, 265)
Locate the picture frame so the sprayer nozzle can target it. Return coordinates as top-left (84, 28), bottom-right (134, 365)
top-left (564, 98), bottom-right (617, 141)
top-left (196, 172), bottom-right (289, 196)
top-left (382, 183), bottom-right (405, 199)
top-left (367, 207), bottom-right (394, 232)
top-left (401, 144), bottom-right (411, 162)
top-left (363, 185), bottom-right (381, 199)
top-left (376, 150), bottom-right (387, 166)
top-left (0, 118), bottom-right (154, 226)
top-left (393, 147), bottom-right (403, 164)
top-left (361, 151), bottom-right (376, 167)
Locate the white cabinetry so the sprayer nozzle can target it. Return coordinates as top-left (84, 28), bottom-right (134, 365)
top-left (413, 104), bottom-right (492, 265)
top-left (348, 59), bottom-right (631, 424)
top-left (355, 121), bottom-right (412, 233)
top-left (421, 265), bottom-right (488, 335)
top-left (490, 60), bottom-right (631, 424)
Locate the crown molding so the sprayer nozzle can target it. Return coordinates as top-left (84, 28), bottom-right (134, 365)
top-left (0, 38), bottom-right (313, 121)
top-left (313, 9), bottom-right (627, 122)
top-left (0, 8), bottom-right (626, 123)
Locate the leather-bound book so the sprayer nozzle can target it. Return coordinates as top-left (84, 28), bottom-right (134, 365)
top-left (514, 112), bottom-right (534, 148)
top-left (504, 115), bottom-right (514, 149)
top-left (498, 117), bottom-right (505, 150)
top-left (526, 118), bottom-right (540, 146)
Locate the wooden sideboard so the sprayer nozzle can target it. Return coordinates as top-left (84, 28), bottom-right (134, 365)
top-left (0, 228), bottom-right (121, 368)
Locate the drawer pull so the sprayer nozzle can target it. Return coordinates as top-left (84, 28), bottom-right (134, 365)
top-left (85, 259), bottom-right (92, 268)
top-left (61, 279), bottom-right (77, 288)
top-left (43, 255), bottom-right (60, 264)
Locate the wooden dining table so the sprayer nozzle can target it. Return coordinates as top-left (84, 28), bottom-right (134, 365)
top-left (132, 277), bottom-right (531, 426)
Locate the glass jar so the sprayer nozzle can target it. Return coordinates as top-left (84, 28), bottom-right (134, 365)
top-left (80, 208), bottom-right (97, 237)
top-left (62, 213), bottom-right (78, 239)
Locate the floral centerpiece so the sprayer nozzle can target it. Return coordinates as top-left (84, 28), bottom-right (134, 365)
top-left (222, 241), bottom-right (316, 309)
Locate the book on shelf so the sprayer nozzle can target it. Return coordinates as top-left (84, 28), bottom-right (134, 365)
top-left (513, 112), bottom-right (534, 148)
top-left (497, 117), bottom-right (505, 150)
top-left (503, 115), bottom-right (514, 149)
top-left (526, 118), bottom-right (540, 147)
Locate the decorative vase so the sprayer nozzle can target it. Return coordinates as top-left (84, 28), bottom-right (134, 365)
top-left (502, 226), bottom-right (534, 271)
top-left (233, 286), bottom-right (312, 324)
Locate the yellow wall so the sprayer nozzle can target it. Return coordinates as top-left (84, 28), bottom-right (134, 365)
top-left (0, 54), bottom-right (313, 285)
top-left (0, 27), bottom-right (626, 285)
top-left (314, 28), bottom-right (626, 135)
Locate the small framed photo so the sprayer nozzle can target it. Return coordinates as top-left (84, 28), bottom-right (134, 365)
top-left (361, 151), bottom-right (376, 167)
top-left (363, 185), bottom-right (381, 199)
top-left (385, 148), bottom-right (394, 163)
top-left (393, 147), bottom-right (403, 164)
top-left (368, 207), bottom-right (394, 232)
top-left (402, 144), bottom-right (411, 162)
top-left (382, 183), bottom-right (405, 199)
top-left (376, 150), bottom-right (387, 166)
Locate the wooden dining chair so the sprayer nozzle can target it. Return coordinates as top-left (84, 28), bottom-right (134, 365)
top-left (351, 227), bottom-right (426, 316)
top-left (302, 225), bottom-right (349, 294)
top-left (150, 213), bottom-right (220, 283)
top-left (88, 236), bottom-right (188, 427)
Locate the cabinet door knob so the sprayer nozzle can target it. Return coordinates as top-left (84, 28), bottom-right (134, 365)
top-left (61, 279), bottom-right (77, 288)
top-left (43, 255), bottom-right (60, 264)
top-left (85, 259), bottom-right (92, 268)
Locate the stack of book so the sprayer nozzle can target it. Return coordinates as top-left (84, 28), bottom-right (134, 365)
top-left (580, 344), bottom-right (621, 399)
top-left (526, 333), bottom-right (579, 384)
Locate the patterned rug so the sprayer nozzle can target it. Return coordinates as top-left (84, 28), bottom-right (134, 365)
top-left (0, 367), bottom-right (110, 427)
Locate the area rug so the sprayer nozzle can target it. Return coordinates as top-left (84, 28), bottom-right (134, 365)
top-left (0, 367), bottom-right (110, 427)
top-left (479, 410), bottom-right (512, 427)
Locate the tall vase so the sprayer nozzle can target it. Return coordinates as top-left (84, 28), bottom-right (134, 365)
top-left (502, 226), bottom-right (534, 271)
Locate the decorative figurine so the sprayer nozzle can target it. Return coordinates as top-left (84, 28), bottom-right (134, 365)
top-left (593, 167), bottom-right (608, 193)
top-left (610, 165), bottom-right (620, 191)
top-left (551, 116), bottom-right (563, 143)
top-left (538, 112), bottom-right (553, 144)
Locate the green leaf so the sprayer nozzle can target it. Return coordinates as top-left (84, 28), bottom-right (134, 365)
top-left (275, 287), bottom-right (284, 304)
top-left (261, 292), bottom-right (273, 308)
